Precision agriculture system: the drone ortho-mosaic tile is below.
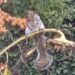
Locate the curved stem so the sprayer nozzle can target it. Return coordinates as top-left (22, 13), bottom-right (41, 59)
top-left (0, 69), bottom-right (2, 75)
top-left (0, 28), bottom-right (65, 56)
top-left (5, 51), bottom-right (9, 64)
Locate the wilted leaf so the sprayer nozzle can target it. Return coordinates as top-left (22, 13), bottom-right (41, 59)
top-left (3, 65), bottom-right (12, 75)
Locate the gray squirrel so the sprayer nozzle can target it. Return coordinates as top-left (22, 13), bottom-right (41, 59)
top-left (25, 10), bottom-right (53, 70)
top-left (25, 10), bottom-right (45, 35)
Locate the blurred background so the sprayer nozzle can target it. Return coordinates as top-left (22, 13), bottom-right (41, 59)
top-left (0, 0), bottom-right (75, 75)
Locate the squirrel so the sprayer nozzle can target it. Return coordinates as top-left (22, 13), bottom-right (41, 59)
top-left (25, 9), bottom-right (53, 70)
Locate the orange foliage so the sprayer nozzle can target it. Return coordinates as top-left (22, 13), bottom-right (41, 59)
top-left (11, 17), bottom-right (26, 30)
top-left (0, 9), bottom-right (26, 33)
top-left (0, 0), bottom-right (7, 4)
top-left (0, 0), bottom-right (26, 33)
top-left (0, 63), bottom-right (6, 70)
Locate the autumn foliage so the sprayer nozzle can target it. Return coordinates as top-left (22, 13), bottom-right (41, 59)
top-left (0, 0), bottom-right (26, 33)
top-left (0, 0), bottom-right (7, 4)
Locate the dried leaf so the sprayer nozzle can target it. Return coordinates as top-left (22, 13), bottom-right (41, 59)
top-left (3, 65), bottom-right (12, 75)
